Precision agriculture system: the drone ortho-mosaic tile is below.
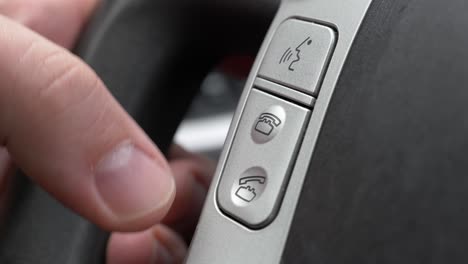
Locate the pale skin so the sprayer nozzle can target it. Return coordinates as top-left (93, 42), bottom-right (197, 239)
top-left (0, 0), bottom-right (215, 263)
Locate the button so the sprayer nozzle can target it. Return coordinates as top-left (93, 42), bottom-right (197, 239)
top-left (217, 89), bottom-right (310, 228)
top-left (251, 105), bottom-right (286, 144)
top-left (231, 167), bottom-right (267, 206)
top-left (258, 19), bottom-right (336, 96)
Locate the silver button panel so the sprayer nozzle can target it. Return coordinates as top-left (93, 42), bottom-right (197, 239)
top-left (217, 89), bottom-right (310, 228)
top-left (258, 19), bottom-right (336, 96)
top-left (187, 0), bottom-right (374, 262)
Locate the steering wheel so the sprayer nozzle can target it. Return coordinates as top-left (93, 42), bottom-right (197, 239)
top-left (0, 0), bottom-right (279, 263)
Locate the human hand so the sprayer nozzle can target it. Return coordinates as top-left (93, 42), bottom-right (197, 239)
top-left (0, 1), bottom-right (215, 263)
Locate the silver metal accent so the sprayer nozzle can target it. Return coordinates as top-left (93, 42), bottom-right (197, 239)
top-left (258, 19), bottom-right (336, 96)
top-left (186, 0), bottom-right (374, 263)
top-left (217, 89), bottom-right (310, 228)
top-left (174, 113), bottom-right (233, 153)
top-left (254, 77), bottom-right (316, 107)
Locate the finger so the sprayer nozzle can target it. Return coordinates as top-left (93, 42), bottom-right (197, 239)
top-left (168, 145), bottom-right (215, 188)
top-left (0, 16), bottom-right (175, 231)
top-left (107, 225), bottom-right (186, 264)
top-left (164, 145), bottom-right (215, 239)
top-left (163, 159), bottom-right (207, 239)
top-left (0, 0), bottom-right (99, 49)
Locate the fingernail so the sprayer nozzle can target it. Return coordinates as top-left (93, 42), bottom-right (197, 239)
top-left (95, 142), bottom-right (175, 221)
top-left (152, 240), bottom-right (174, 264)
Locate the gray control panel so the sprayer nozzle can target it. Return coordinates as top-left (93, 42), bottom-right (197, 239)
top-left (217, 89), bottom-right (310, 228)
top-left (187, 1), bottom-right (373, 263)
top-left (259, 19), bottom-right (336, 96)
top-left (216, 19), bottom-right (335, 229)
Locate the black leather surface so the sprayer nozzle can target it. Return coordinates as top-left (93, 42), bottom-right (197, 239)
top-left (282, 0), bottom-right (468, 263)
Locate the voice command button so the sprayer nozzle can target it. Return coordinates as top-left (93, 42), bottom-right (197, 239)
top-left (258, 19), bottom-right (336, 96)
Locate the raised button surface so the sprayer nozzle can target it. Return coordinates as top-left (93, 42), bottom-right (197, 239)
top-left (258, 19), bottom-right (336, 96)
top-left (251, 105), bottom-right (285, 144)
top-left (217, 89), bottom-right (310, 229)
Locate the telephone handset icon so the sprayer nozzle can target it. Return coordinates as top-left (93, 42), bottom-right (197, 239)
top-left (235, 176), bottom-right (266, 203)
top-left (255, 113), bottom-right (282, 136)
top-left (239, 176), bottom-right (266, 185)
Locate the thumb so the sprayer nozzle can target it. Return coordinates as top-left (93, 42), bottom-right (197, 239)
top-left (0, 16), bottom-right (175, 231)
top-left (0, 0), bottom-right (99, 49)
